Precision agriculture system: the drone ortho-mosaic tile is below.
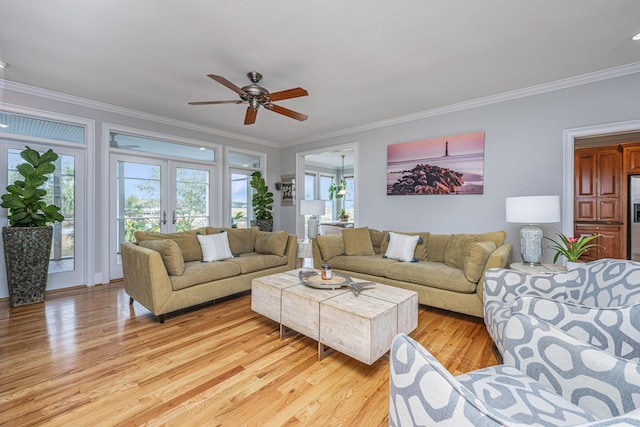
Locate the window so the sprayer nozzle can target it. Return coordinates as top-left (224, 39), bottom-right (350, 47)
top-left (228, 149), bottom-right (265, 228)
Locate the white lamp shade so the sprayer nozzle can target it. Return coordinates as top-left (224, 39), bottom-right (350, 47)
top-left (300, 199), bottom-right (325, 216)
top-left (506, 196), bottom-right (560, 224)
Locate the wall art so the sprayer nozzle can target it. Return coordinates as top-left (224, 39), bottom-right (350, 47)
top-left (280, 174), bottom-right (295, 206)
top-left (387, 131), bottom-right (485, 195)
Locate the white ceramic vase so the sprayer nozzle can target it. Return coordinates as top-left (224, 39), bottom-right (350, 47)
top-left (566, 261), bottom-right (584, 271)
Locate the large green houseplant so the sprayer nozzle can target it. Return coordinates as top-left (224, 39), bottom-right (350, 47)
top-left (249, 171), bottom-right (274, 231)
top-left (1, 146), bottom-right (64, 307)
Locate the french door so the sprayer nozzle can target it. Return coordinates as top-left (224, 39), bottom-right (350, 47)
top-left (0, 140), bottom-right (86, 293)
top-left (109, 154), bottom-right (216, 278)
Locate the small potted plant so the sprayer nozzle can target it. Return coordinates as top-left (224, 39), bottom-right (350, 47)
top-left (1, 146), bottom-right (64, 306)
top-left (339, 208), bottom-right (350, 222)
top-left (249, 171), bottom-right (274, 231)
top-left (545, 232), bottom-right (601, 270)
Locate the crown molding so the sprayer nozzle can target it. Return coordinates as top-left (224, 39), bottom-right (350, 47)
top-left (0, 79), bottom-right (279, 148)
top-left (283, 61), bottom-right (640, 147)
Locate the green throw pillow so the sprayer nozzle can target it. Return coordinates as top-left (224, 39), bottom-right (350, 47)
top-left (134, 228), bottom-right (206, 262)
top-left (463, 241), bottom-right (497, 283)
top-left (138, 239), bottom-right (185, 276)
top-left (342, 227), bottom-right (375, 256)
top-left (316, 234), bottom-right (345, 261)
top-left (255, 231), bottom-right (288, 257)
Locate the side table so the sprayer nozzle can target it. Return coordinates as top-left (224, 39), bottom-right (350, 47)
top-left (510, 262), bottom-right (566, 275)
top-left (296, 239), bottom-right (313, 268)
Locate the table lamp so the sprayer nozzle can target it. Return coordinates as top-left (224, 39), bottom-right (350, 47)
top-left (506, 195), bottom-right (560, 266)
top-left (301, 200), bottom-right (325, 239)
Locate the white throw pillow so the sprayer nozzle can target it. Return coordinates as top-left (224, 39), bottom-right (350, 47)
top-left (384, 232), bottom-right (420, 262)
top-left (197, 232), bottom-right (233, 262)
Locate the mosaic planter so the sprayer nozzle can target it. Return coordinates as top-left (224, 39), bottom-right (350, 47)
top-left (2, 226), bottom-right (52, 307)
top-left (251, 219), bottom-right (273, 232)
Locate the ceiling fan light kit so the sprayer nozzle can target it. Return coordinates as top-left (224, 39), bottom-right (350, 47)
top-left (189, 71), bottom-right (309, 125)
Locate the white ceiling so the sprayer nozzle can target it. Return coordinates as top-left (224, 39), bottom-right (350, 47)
top-left (1, 1), bottom-right (640, 147)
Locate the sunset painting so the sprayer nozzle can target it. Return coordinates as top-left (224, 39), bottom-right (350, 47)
top-left (387, 131), bottom-right (485, 195)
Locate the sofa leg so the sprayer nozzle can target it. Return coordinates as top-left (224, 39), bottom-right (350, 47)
top-left (129, 297), bottom-right (134, 305)
top-left (158, 314), bottom-right (165, 324)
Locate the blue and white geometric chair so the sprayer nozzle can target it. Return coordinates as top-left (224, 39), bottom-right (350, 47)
top-left (388, 314), bottom-right (640, 426)
top-left (483, 258), bottom-right (640, 360)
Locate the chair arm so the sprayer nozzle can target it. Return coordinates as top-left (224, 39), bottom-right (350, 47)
top-left (389, 334), bottom-right (507, 426)
top-left (121, 242), bottom-right (173, 316)
top-left (512, 296), bottom-right (640, 362)
top-left (284, 235), bottom-right (297, 269)
top-left (503, 313), bottom-right (640, 420)
top-left (484, 268), bottom-right (583, 306)
top-left (477, 243), bottom-right (512, 305)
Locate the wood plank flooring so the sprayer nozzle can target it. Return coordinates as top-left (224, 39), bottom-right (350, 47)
top-left (0, 282), bottom-right (499, 426)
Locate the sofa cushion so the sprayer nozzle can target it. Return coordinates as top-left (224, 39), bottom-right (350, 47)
top-left (138, 239), bottom-right (185, 276)
top-left (444, 234), bottom-right (479, 269)
top-left (134, 228), bottom-right (206, 262)
top-left (368, 229), bottom-right (386, 254)
top-left (342, 227), bottom-right (375, 256)
top-left (477, 230), bottom-right (506, 247)
top-left (380, 231), bottom-right (430, 260)
top-left (316, 234), bottom-right (345, 261)
top-left (197, 233), bottom-right (233, 262)
top-left (384, 261), bottom-right (476, 293)
top-left (225, 252), bottom-right (288, 274)
top-left (206, 226), bottom-right (258, 254)
top-left (170, 261), bottom-right (242, 291)
top-left (329, 255), bottom-right (398, 277)
top-left (384, 232), bottom-right (421, 262)
top-left (425, 234), bottom-right (450, 263)
top-left (464, 241), bottom-right (497, 283)
top-left (255, 230), bottom-right (288, 257)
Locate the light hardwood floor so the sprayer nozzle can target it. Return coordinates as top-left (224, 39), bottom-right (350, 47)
top-left (0, 281), bottom-right (499, 426)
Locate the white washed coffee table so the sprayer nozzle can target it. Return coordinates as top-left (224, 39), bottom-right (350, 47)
top-left (251, 269), bottom-right (418, 365)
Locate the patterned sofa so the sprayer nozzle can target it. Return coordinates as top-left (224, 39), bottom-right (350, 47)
top-left (389, 314), bottom-right (640, 426)
top-left (483, 258), bottom-right (640, 359)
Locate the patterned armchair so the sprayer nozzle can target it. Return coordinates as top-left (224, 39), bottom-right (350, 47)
top-left (388, 315), bottom-right (640, 426)
top-left (483, 259), bottom-right (640, 359)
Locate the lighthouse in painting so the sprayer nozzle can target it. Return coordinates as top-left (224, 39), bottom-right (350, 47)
top-left (444, 141), bottom-right (449, 157)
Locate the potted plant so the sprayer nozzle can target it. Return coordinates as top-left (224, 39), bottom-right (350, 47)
top-left (339, 208), bottom-right (350, 222)
top-left (328, 179), bottom-right (346, 200)
top-left (1, 146), bottom-right (64, 307)
top-left (249, 171), bottom-right (274, 231)
top-left (545, 232), bottom-right (601, 270)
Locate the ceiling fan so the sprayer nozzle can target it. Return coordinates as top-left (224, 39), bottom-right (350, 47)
top-left (189, 71), bottom-right (309, 125)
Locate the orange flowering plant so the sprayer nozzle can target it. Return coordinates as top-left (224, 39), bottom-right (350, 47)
top-left (545, 232), bottom-right (601, 263)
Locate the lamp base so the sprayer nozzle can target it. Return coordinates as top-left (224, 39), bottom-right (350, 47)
top-left (308, 216), bottom-right (319, 239)
top-left (520, 224), bottom-right (543, 266)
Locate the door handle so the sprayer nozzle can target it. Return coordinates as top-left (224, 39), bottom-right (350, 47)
top-left (162, 211), bottom-right (167, 225)
top-left (172, 211), bottom-right (176, 225)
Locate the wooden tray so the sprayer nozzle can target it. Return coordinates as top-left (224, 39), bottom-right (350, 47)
top-left (299, 270), bottom-right (353, 290)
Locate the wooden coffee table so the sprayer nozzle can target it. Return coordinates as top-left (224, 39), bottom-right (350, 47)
top-left (251, 269), bottom-right (418, 365)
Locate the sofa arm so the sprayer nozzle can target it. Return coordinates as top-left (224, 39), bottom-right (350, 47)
top-left (121, 242), bottom-right (173, 316)
top-left (477, 243), bottom-right (512, 304)
top-left (284, 234), bottom-right (297, 269)
top-left (503, 313), bottom-right (640, 420)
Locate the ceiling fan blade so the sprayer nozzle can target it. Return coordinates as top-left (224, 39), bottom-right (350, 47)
top-left (244, 107), bottom-right (258, 125)
top-left (188, 100), bottom-right (244, 105)
top-left (207, 74), bottom-right (247, 96)
top-left (267, 87), bottom-right (308, 102)
top-left (265, 104), bottom-right (308, 121)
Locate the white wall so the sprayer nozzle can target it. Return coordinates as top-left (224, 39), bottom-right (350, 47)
top-left (281, 72), bottom-right (640, 263)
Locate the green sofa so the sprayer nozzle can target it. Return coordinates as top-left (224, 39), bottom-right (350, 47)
top-left (312, 227), bottom-right (512, 317)
top-left (121, 226), bottom-right (297, 322)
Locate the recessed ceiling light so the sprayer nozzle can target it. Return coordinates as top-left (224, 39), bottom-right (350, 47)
top-left (0, 61), bottom-right (8, 69)
top-left (633, 32), bottom-right (640, 41)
